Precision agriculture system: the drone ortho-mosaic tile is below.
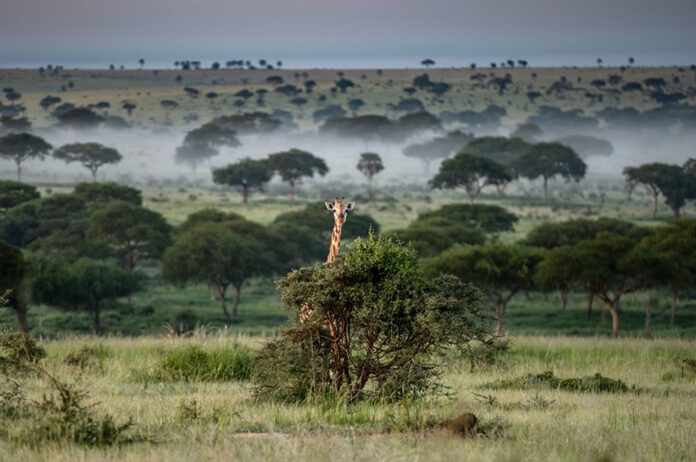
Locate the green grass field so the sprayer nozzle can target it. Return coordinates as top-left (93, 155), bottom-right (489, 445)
top-left (1, 335), bottom-right (694, 461)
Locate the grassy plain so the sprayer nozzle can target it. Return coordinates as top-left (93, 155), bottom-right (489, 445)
top-left (1, 335), bottom-right (695, 461)
top-left (2, 65), bottom-right (694, 132)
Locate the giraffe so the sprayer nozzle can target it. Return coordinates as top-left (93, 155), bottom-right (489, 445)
top-left (298, 197), bottom-right (355, 323)
top-left (324, 197), bottom-right (355, 263)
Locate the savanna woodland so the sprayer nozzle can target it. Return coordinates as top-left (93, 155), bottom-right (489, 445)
top-left (1, 33), bottom-right (696, 461)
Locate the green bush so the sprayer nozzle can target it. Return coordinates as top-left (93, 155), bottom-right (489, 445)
top-left (64, 344), bottom-right (112, 371)
top-left (254, 233), bottom-right (494, 403)
top-left (156, 344), bottom-right (253, 382)
top-left (487, 370), bottom-right (629, 393)
top-left (0, 331), bottom-right (45, 374)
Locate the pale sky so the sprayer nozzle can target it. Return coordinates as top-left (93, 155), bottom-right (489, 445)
top-left (1, 0), bottom-right (695, 68)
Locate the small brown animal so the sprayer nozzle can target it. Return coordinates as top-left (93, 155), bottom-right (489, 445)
top-left (436, 412), bottom-right (478, 437)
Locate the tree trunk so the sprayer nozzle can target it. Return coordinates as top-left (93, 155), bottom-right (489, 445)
top-left (232, 283), bottom-right (241, 317)
top-left (93, 308), bottom-right (101, 336)
top-left (559, 288), bottom-right (569, 311)
top-left (586, 294), bottom-right (594, 320)
top-left (609, 304), bottom-right (620, 338)
top-left (288, 180), bottom-right (295, 201)
top-left (673, 206), bottom-right (681, 219)
top-left (16, 305), bottom-right (28, 333)
top-left (91, 167), bottom-right (97, 182)
top-left (542, 177), bottom-right (548, 202)
top-left (367, 175), bottom-right (373, 201)
top-left (15, 158), bottom-right (22, 182)
top-left (218, 284), bottom-right (231, 326)
top-left (643, 303), bottom-right (651, 337)
top-left (242, 185), bottom-right (249, 205)
top-left (651, 192), bottom-right (658, 218)
top-left (210, 283), bottom-right (218, 301)
top-left (494, 301), bottom-right (507, 336)
top-left (670, 288), bottom-right (678, 325)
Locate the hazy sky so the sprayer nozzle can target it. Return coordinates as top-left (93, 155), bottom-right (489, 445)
top-left (1, 0), bottom-right (695, 68)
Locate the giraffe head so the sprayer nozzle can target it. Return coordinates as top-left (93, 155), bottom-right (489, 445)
top-left (325, 197), bottom-right (355, 225)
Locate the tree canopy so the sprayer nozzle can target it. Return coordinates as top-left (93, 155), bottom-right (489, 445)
top-left (212, 158), bottom-right (272, 204)
top-left (0, 133), bottom-right (52, 181)
top-left (31, 257), bottom-right (139, 335)
top-left (267, 149), bottom-right (328, 201)
top-left (54, 142), bottom-right (123, 181)
top-left (0, 240), bottom-right (29, 332)
top-left (356, 152), bottom-right (384, 201)
top-left (430, 152), bottom-right (511, 203)
top-left (162, 222), bottom-right (275, 325)
top-left (0, 180), bottom-right (39, 209)
top-left (509, 142), bottom-right (586, 201)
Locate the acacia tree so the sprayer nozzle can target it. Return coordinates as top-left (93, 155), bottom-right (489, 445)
top-left (510, 142), bottom-right (586, 202)
top-left (31, 257), bottom-right (139, 335)
top-left (162, 222), bottom-right (275, 325)
top-left (402, 131), bottom-right (473, 174)
top-left (0, 133), bottom-right (52, 181)
top-left (647, 219), bottom-right (696, 324)
top-left (212, 158), bottom-right (272, 205)
top-left (356, 152), bottom-right (384, 201)
top-left (430, 152), bottom-right (511, 203)
top-left (623, 163), bottom-right (677, 218)
top-left (535, 245), bottom-right (585, 313)
top-left (267, 149), bottom-right (328, 201)
top-left (0, 241), bottom-right (29, 332)
top-left (54, 142), bottom-right (123, 181)
top-left (425, 242), bottom-right (544, 336)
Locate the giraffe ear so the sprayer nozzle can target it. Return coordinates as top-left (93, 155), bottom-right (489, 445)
top-left (325, 201), bottom-right (334, 211)
top-left (345, 202), bottom-right (355, 211)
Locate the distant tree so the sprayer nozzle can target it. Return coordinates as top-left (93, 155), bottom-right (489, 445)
top-left (88, 202), bottom-right (171, 273)
top-left (643, 77), bottom-right (666, 90)
top-left (303, 80), bottom-right (317, 93)
top-left (421, 59), bottom-right (435, 68)
top-left (121, 101), bottom-right (136, 116)
top-left (162, 222), bottom-right (275, 325)
top-left (4, 91), bottom-right (21, 102)
top-left (211, 62), bottom-right (220, 70)
top-left (348, 98), bottom-right (365, 116)
top-left (53, 142), bottom-right (122, 181)
top-left (0, 133), bottom-right (52, 181)
top-left (430, 152), bottom-right (511, 203)
top-left (335, 79), bottom-right (355, 93)
top-left (32, 257), bottom-right (139, 335)
top-left (356, 152), bottom-right (384, 201)
top-left (0, 180), bottom-right (39, 209)
top-left (390, 98), bottom-right (425, 113)
top-left (39, 95), bottom-right (61, 111)
top-left (621, 82), bottom-right (642, 92)
top-left (506, 59), bottom-right (515, 68)
top-left (234, 89), bottom-right (254, 100)
top-left (0, 241), bottom-right (29, 332)
top-left (396, 111), bottom-right (442, 138)
top-left (596, 58), bottom-right (603, 67)
top-left (209, 112), bottom-right (280, 135)
top-left (267, 149), bottom-right (328, 201)
top-left (183, 122), bottom-right (241, 148)
top-left (205, 92), bottom-right (219, 103)
top-left (0, 116), bottom-right (31, 133)
top-left (510, 142), bottom-right (587, 202)
top-left (517, 59), bottom-right (528, 68)
top-left (535, 245), bottom-right (583, 312)
top-left (402, 130), bottom-right (473, 174)
top-left (628, 57), bottom-right (635, 66)
top-left (57, 107), bottom-right (104, 129)
top-left (412, 73), bottom-right (432, 89)
top-left (290, 96), bottom-right (308, 112)
top-left (425, 242), bottom-right (544, 335)
top-left (266, 75), bottom-right (284, 85)
top-left (465, 136), bottom-right (531, 165)
top-left (623, 163), bottom-right (679, 218)
top-left (160, 100), bottom-right (179, 122)
top-left (138, 58), bottom-right (145, 69)
top-left (175, 142), bottom-right (218, 170)
top-left (212, 158), bottom-right (272, 205)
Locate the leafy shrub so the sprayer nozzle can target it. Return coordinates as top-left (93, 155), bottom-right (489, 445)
top-left (64, 344), bottom-right (111, 371)
top-left (254, 233), bottom-right (494, 403)
top-left (487, 370), bottom-right (629, 393)
top-left (0, 331), bottom-right (45, 373)
top-left (154, 345), bottom-right (253, 382)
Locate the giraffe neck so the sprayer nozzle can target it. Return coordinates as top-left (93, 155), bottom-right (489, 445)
top-left (327, 220), bottom-right (343, 263)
